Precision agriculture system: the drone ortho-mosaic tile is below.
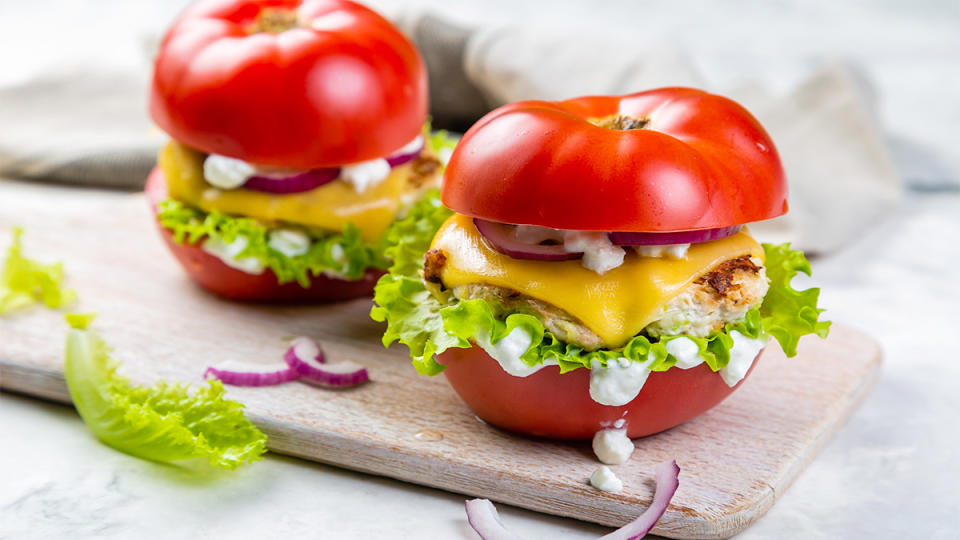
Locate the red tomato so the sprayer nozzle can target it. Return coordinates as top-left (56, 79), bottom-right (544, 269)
top-left (150, 0), bottom-right (427, 168)
top-left (146, 168), bottom-right (381, 302)
top-left (443, 88), bottom-right (787, 232)
top-left (439, 345), bottom-right (760, 440)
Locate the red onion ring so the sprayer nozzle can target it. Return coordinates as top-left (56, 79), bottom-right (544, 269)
top-left (243, 168), bottom-right (340, 194)
top-left (473, 219), bottom-right (582, 261)
top-left (464, 460), bottom-right (680, 540)
top-left (385, 138), bottom-right (425, 168)
top-left (464, 499), bottom-right (523, 540)
top-left (204, 361), bottom-right (299, 387)
top-left (283, 337), bottom-right (369, 387)
top-left (598, 459), bottom-right (680, 540)
top-left (240, 138), bottom-right (423, 194)
top-left (608, 226), bottom-right (742, 246)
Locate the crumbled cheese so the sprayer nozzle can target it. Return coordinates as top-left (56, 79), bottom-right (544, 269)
top-left (563, 231), bottom-right (626, 275)
top-left (590, 466), bottom-right (623, 493)
top-left (720, 331), bottom-right (768, 386)
top-left (201, 236), bottom-right (265, 275)
top-left (267, 228), bottom-right (311, 258)
top-left (665, 337), bottom-right (704, 369)
top-left (589, 357), bottom-right (651, 406)
top-left (340, 158), bottom-right (391, 193)
top-left (592, 428), bottom-right (634, 465)
top-left (475, 326), bottom-right (556, 377)
top-left (203, 154), bottom-right (256, 190)
top-left (633, 243), bottom-right (690, 259)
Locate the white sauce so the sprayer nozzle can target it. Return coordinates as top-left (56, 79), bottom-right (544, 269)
top-left (589, 357), bottom-right (651, 406)
top-left (330, 243), bottom-right (346, 264)
top-left (437, 147), bottom-right (453, 166)
top-left (634, 243), bottom-right (690, 259)
top-left (201, 235), bottom-right (265, 275)
top-left (592, 428), bottom-right (634, 465)
top-left (590, 466), bottom-right (623, 493)
top-left (203, 154), bottom-right (255, 189)
top-left (393, 134), bottom-right (424, 156)
top-left (340, 158), bottom-right (391, 193)
top-left (267, 228), bottom-right (311, 258)
top-left (720, 331), bottom-right (768, 387)
top-left (515, 225), bottom-right (564, 244)
top-left (563, 231), bottom-right (626, 275)
top-left (665, 337), bottom-right (704, 369)
top-left (475, 326), bottom-right (556, 377)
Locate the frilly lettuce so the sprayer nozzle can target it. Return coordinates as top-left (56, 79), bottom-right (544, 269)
top-left (372, 235), bottom-right (831, 375)
top-left (64, 315), bottom-right (266, 469)
top-left (156, 129), bottom-right (460, 285)
top-left (1, 227), bottom-right (76, 314)
top-left (157, 201), bottom-right (386, 284)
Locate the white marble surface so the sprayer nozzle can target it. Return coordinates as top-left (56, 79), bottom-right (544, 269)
top-left (2, 191), bottom-right (959, 539)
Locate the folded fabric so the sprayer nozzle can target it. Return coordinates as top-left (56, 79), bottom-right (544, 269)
top-left (0, 11), bottom-right (903, 254)
top-left (0, 70), bottom-right (163, 190)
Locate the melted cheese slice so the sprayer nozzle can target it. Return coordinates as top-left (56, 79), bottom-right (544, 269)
top-left (433, 214), bottom-right (764, 348)
top-left (159, 141), bottom-right (437, 242)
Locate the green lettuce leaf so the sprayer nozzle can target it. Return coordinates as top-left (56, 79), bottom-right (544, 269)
top-left (370, 189), bottom-right (455, 374)
top-left (372, 240), bottom-right (829, 375)
top-left (426, 125), bottom-right (459, 159)
top-left (64, 314), bottom-right (267, 469)
top-left (1, 227), bottom-right (76, 314)
top-left (759, 242), bottom-right (831, 356)
top-left (157, 200), bottom-right (388, 284)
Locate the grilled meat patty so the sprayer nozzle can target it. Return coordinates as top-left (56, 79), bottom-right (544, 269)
top-left (423, 249), bottom-right (769, 350)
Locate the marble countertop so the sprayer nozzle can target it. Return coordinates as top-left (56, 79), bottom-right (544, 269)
top-left (3, 190), bottom-right (959, 539)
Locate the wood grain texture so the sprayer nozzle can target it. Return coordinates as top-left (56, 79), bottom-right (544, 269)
top-left (0, 180), bottom-right (881, 538)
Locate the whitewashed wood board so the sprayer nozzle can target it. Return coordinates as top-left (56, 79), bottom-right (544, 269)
top-left (0, 180), bottom-right (882, 538)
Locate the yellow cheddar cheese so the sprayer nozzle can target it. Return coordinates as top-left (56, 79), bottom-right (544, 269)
top-left (159, 142), bottom-right (438, 242)
top-left (432, 214), bottom-right (764, 348)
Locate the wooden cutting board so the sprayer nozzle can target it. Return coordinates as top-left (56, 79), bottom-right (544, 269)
top-left (0, 180), bottom-right (881, 539)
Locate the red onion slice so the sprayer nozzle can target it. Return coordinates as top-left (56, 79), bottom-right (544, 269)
top-left (608, 226), bottom-right (742, 246)
top-left (465, 499), bottom-right (525, 540)
top-left (243, 168), bottom-right (340, 194)
top-left (474, 219), bottom-right (583, 261)
top-left (465, 460), bottom-right (680, 540)
top-left (385, 137), bottom-right (425, 168)
top-left (284, 336), bottom-right (369, 387)
top-left (204, 361), bottom-right (299, 387)
top-left (599, 460), bottom-right (680, 540)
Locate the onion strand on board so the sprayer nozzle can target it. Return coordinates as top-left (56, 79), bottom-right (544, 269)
top-left (284, 337), bottom-right (370, 387)
top-left (205, 337), bottom-right (369, 388)
top-left (465, 460), bottom-right (680, 540)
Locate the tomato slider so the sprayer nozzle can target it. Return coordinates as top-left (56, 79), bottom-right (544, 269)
top-left (372, 88), bottom-right (830, 439)
top-left (146, 0), bottom-right (448, 301)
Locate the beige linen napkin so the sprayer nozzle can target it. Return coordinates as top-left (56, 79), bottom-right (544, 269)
top-left (0, 12), bottom-right (902, 254)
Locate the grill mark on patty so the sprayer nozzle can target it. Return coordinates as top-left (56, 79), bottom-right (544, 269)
top-left (408, 156), bottom-right (441, 187)
top-left (423, 248), bottom-right (447, 285)
top-left (695, 255), bottom-right (760, 297)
